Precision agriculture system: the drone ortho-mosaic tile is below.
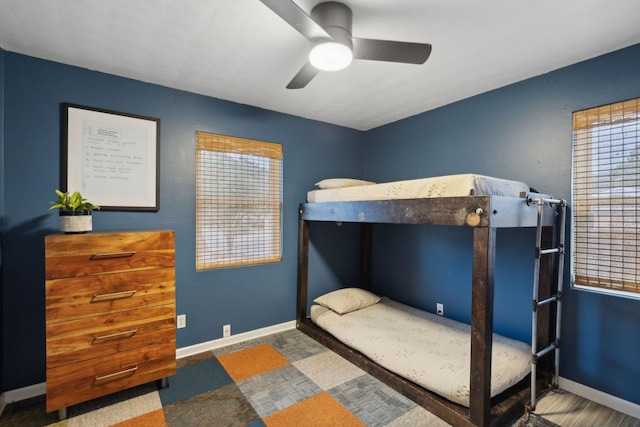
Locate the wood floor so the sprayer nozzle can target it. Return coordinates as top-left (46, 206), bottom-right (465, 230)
top-left (526, 388), bottom-right (640, 427)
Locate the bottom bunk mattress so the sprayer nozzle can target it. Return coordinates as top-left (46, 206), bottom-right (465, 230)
top-left (310, 292), bottom-right (531, 407)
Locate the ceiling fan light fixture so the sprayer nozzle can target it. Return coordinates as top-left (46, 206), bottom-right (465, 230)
top-left (309, 40), bottom-right (353, 71)
top-left (259, 0), bottom-right (432, 88)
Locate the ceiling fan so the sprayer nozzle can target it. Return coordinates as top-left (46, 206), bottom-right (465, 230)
top-left (259, 0), bottom-right (432, 89)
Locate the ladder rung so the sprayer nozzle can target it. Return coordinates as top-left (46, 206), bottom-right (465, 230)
top-left (537, 295), bottom-right (558, 308)
top-left (536, 246), bottom-right (564, 258)
top-left (536, 247), bottom-right (564, 259)
top-left (536, 342), bottom-right (557, 359)
top-left (543, 197), bottom-right (565, 206)
top-left (540, 247), bottom-right (562, 255)
top-left (527, 196), bottom-right (565, 206)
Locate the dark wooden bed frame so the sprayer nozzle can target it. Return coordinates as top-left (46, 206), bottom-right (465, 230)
top-left (297, 194), bottom-right (560, 427)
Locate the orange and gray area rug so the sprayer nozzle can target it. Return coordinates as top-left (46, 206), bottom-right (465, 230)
top-left (0, 329), bottom-right (548, 426)
top-left (0, 330), bottom-right (449, 426)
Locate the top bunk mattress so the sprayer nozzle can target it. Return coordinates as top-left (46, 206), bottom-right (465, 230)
top-left (307, 173), bottom-right (530, 203)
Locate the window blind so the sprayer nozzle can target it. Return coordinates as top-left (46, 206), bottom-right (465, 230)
top-left (572, 98), bottom-right (640, 295)
top-left (196, 132), bottom-right (282, 270)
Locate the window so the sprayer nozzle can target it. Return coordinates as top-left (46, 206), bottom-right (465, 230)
top-left (196, 132), bottom-right (282, 270)
top-left (572, 98), bottom-right (640, 297)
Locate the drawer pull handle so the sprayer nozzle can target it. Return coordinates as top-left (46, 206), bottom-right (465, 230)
top-left (92, 290), bottom-right (137, 302)
top-left (90, 251), bottom-right (136, 260)
top-left (94, 366), bottom-right (138, 383)
top-left (93, 329), bottom-right (138, 342)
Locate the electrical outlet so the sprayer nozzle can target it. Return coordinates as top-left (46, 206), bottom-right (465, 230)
top-left (177, 314), bottom-right (186, 329)
top-left (223, 324), bottom-right (231, 337)
top-left (436, 303), bottom-right (444, 316)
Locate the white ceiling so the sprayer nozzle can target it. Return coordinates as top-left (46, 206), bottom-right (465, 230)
top-left (1, 0), bottom-right (640, 130)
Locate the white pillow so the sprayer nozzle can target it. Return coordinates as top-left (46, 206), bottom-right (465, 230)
top-left (313, 288), bottom-right (380, 314)
top-left (315, 178), bottom-right (376, 189)
top-left (310, 304), bottom-right (331, 323)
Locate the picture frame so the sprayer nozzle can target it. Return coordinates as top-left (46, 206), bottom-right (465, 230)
top-left (62, 103), bottom-right (160, 211)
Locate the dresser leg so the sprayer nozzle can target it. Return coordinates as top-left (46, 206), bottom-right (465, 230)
top-left (58, 407), bottom-right (68, 420)
top-left (157, 377), bottom-right (170, 389)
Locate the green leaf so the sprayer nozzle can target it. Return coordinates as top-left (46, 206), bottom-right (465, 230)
top-left (48, 190), bottom-right (99, 211)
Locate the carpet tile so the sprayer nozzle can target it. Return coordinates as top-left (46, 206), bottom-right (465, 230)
top-left (385, 407), bottom-right (450, 427)
top-left (159, 357), bottom-right (233, 406)
top-left (110, 408), bottom-right (167, 427)
top-left (267, 329), bottom-right (329, 362)
top-left (0, 395), bottom-right (60, 427)
top-left (238, 364), bottom-right (323, 418)
top-left (329, 375), bottom-right (417, 427)
top-left (262, 391), bottom-right (365, 427)
top-left (293, 350), bottom-right (365, 390)
top-left (218, 343), bottom-right (290, 382)
top-left (162, 383), bottom-right (262, 427)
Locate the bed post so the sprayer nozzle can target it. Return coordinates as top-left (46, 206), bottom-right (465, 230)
top-left (297, 207), bottom-right (310, 325)
top-left (361, 223), bottom-right (372, 289)
top-left (470, 227), bottom-right (496, 427)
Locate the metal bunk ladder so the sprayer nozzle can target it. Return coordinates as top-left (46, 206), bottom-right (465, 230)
top-left (529, 195), bottom-right (567, 411)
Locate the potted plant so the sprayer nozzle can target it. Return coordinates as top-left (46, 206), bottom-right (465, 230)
top-left (49, 190), bottom-right (100, 233)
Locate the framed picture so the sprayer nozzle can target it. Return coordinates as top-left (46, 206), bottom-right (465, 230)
top-left (62, 103), bottom-right (160, 211)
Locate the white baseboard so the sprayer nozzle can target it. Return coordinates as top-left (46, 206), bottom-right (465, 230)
top-left (175, 320), bottom-right (296, 359)
top-left (558, 377), bottom-right (640, 419)
top-left (0, 381), bottom-right (46, 408)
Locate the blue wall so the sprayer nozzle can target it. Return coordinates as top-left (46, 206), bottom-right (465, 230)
top-left (364, 43), bottom-right (640, 405)
top-left (1, 43), bottom-right (639, 407)
top-left (1, 52), bottom-right (363, 390)
top-left (0, 47), bottom-right (5, 395)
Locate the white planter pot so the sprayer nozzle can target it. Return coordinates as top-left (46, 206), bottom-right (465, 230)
top-left (59, 211), bottom-right (92, 233)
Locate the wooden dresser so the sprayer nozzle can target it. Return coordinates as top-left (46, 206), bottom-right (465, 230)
top-left (44, 230), bottom-right (176, 417)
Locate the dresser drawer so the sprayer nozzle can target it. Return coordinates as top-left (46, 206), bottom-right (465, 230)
top-left (46, 342), bottom-right (176, 412)
top-left (46, 268), bottom-right (175, 322)
top-left (46, 305), bottom-right (175, 369)
top-left (45, 230), bottom-right (175, 279)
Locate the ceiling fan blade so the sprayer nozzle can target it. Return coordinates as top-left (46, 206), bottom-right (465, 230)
top-left (352, 38), bottom-right (432, 64)
top-left (286, 61), bottom-right (320, 89)
top-left (259, 0), bottom-right (330, 41)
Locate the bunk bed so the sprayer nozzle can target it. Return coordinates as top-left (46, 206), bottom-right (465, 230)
top-left (296, 174), bottom-right (564, 427)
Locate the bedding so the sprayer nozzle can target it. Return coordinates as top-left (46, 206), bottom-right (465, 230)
top-left (307, 173), bottom-right (529, 203)
top-left (310, 296), bottom-right (531, 407)
top-left (313, 287), bottom-right (380, 314)
top-left (315, 178), bottom-right (376, 189)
